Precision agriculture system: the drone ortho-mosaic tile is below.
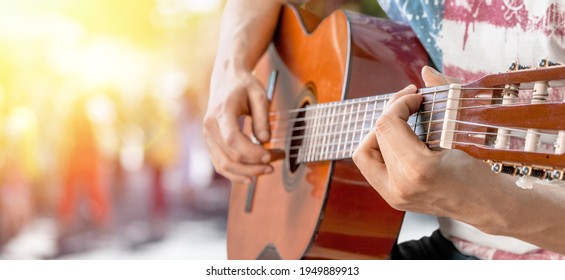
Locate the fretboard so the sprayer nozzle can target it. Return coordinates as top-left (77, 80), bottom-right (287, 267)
top-left (292, 85), bottom-right (450, 163)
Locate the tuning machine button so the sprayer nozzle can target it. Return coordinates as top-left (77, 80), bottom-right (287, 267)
top-left (508, 61), bottom-right (531, 71)
top-left (539, 58), bottom-right (563, 67)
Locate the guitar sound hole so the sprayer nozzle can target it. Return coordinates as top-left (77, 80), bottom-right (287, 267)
top-left (288, 102), bottom-right (308, 173)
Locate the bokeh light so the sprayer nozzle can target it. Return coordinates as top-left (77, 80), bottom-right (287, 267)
top-left (0, 0), bottom-right (227, 259)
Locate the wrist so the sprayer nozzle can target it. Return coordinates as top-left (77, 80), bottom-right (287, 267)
top-left (466, 173), bottom-right (527, 237)
top-left (213, 55), bottom-right (252, 76)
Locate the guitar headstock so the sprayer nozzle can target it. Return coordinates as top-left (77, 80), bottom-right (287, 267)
top-left (439, 58), bottom-right (565, 187)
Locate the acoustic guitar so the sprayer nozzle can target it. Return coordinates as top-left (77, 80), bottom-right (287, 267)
top-left (227, 5), bottom-right (565, 260)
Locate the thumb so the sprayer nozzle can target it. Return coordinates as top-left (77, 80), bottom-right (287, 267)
top-left (421, 66), bottom-right (460, 87)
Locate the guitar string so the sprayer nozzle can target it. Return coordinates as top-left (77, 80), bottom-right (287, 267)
top-left (268, 101), bottom-right (543, 135)
top-left (266, 100), bottom-right (565, 142)
top-left (269, 117), bottom-right (551, 144)
top-left (257, 85), bottom-right (565, 160)
top-left (288, 139), bottom-right (492, 162)
top-left (267, 96), bottom-right (554, 126)
top-left (281, 119), bottom-right (558, 157)
top-left (269, 97), bottom-right (563, 139)
top-left (267, 86), bottom-right (517, 118)
top-left (287, 134), bottom-right (554, 162)
top-left (267, 85), bottom-right (540, 121)
top-left (271, 85), bottom-right (564, 130)
top-left (296, 136), bottom-right (559, 162)
top-left (286, 127), bottom-right (554, 155)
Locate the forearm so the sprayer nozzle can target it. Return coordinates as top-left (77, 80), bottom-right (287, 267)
top-left (213, 0), bottom-right (287, 75)
top-left (458, 168), bottom-right (565, 254)
top-left (490, 181), bottom-right (565, 254)
top-left (205, 0), bottom-right (297, 181)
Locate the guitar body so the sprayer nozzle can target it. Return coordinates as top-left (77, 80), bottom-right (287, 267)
top-left (227, 6), bottom-right (429, 260)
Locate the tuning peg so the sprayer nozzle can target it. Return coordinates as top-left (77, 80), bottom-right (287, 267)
top-left (501, 83), bottom-right (519, 97)
top-left (519, 64), bottom-right (531, 70)
top-left (508, 61), bottom-right (531, 71)
top-left (539, 58), bottom-right (563, 67)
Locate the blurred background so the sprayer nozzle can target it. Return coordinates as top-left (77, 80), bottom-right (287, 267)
top-left (0, 0), bottom-right (230, 259)
top-left (0, 0), bottom-right (432, 260)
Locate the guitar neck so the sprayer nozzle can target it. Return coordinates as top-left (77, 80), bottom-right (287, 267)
top-left (293, 85), bottom-right (451, 163)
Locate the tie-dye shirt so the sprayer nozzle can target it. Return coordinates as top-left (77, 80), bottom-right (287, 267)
top-left (377, 0), bottom-right (565, 259)
top-left (378, 0), bottom-right (565, 81)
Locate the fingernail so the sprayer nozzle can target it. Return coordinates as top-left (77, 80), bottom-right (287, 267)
top-left (261, 154), bottom-right (271, 163)
top-left (264, 166), bottom-right (273, 174)
top-left (402, 84), bottom-right (417, 92)
top-left (258, 131), bottom-right (270, 141)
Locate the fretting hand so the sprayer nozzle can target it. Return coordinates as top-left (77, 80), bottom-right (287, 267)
top-left (352, 66), bottom-right (513, 225)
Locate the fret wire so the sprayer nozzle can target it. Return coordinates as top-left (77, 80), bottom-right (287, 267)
top-left (316, 106), bottom-right (324, 161)
top-left (425, 90), bottom-right (437, 143)
top-left (413, 105), bottom-right (420, 133)
top-left (317, 104), bottom-right (326, 161)
top-left (325, 104), bottom-right (332, 160)
top-left (343, 100), bottom-right (353, 159)
top-left (310, 105), bottom-right (320, 162)
top-left (331, 101), bottom-right (343, 160)
top-left (332, 103), bottom-right (341, 160)
top-left (309, 105), bottom-right (318, 162)
top-left (312, 105), bottom-right (321, 162)
top-left (311, 105), bottom-right (319, 162)
top-left (305, 108), bottom-right (311, 161)
top-left (329, 103), bottom-right (337, 159)
top-left (367, 98), bottom-right (377, 148)
top-left (324, 104), bottom-right (332, 160)
top-left (304, 109), bottom-right (313, 162)
top-left (320, 104), bottom-right (329, 161)
top-left (335, 100), bottom-right (346, 160)
top-left (352, 100), bottom-right (362, 158)
top-left (355, 98), bottom-right (369, 159)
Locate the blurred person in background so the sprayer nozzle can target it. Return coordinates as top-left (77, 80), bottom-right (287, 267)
top-left (56, 96), bottom-right (110, 253)
top-left (0, 96), bottom-right (40, 248)
top-left (0, 0), bottom-right (228, 259)
top-left (140, 92), bottom-right (179, 242)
